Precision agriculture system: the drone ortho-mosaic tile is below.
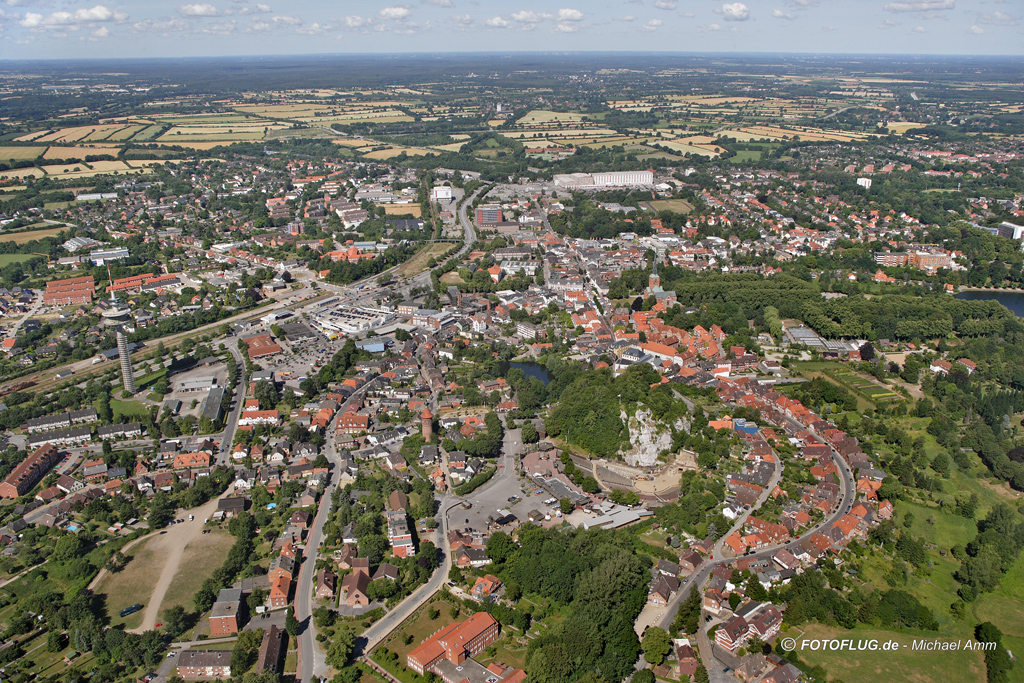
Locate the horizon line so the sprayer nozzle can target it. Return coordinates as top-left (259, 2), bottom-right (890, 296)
top-left (1, 50), bottom-right (1023, 64)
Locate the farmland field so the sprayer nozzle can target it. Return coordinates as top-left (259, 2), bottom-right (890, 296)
top-left (129, 125), bottom-right (165, 141)
top-left (517, 110), bottom-right (587, 125)
top-left (0, 226), bottom-right (65, 243)
top-left (0, 167), bottom-right (45, 179)
top-left (362, 147), bottom-right (435, 159)
top-left (43, 146), bottom-right (120, 159)
top-left (0, 146), bottom-right (45, 161)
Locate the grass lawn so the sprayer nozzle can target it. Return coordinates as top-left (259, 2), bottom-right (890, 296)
top-left (644, 199), bottom-right (694, 214)
top-left (795, 623), bottom-right (985, 683)
top-left (95, 535), bottom-right (161, 630)
top-left (94, 398), bottom-right (151, 421)
top-left (284, 649), bottom-right (297, 674)
top-left (383, 598), bottom-right (463, 663)
top-left (894, 500), bottom-right (977, 550)
top-left (476, 637), bottom-right (528, 671)
top-left (158, 530), bottom-right (234, 615)
top-left (0, 253), bottom-right (37, 266)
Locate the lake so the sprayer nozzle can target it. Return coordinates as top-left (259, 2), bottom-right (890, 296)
top-left (955, 290), bottom-right (1024, 317)
top-left (498, 360), bottom-right (554, 385)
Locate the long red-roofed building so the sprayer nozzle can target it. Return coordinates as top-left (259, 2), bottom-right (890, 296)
top-left (407, 612), bottom-right (499, 675)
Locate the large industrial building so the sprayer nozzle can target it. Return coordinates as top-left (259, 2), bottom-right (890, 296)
top-left (553, 171), bottom-right (654, 189)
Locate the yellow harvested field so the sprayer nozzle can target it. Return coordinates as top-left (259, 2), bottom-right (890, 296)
top-left (35, 125), bottom-right (127, 143)
top-left (43, 146), bottom-right (120, 159)
top-left (13, 130), bottom-right (53, 142)
top-left (0, 226), bottom-right (65, 243)
top-left (362, 147), bottom-right (435, 159)
top-left (153, 141), bottom-right (227, 150)
top-left (332, 138), bottom-right (372, 147)
top-left (672, 95), bottom-right (762, 105)
top-left (382, 204), bottom-right (422, 217)
top-left (0, 167), bottom-right (45, 179)
top-left (518, 110), bottom-right (586, 125)
top-left (886, 122), bottom-right (927, 134)
top-left (657, 140), bottom-right (722, 156)
top-left (503, 128), bottom-right (619, 139)
top-left (0, 147), bottom-right (45, 161)
top-left (487, 120), bottom-right (505, 127)
top-left (430, 142), bottom-right (467, 152)
top-left (158, 129), bottom-right (265, 141)
top-left (717, 125), bottom-right (870, 142)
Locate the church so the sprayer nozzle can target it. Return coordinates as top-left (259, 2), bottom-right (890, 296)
top-left (645, 258), bottom-right (677, 305)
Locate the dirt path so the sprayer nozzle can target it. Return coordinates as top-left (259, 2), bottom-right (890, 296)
top-left (132, 493), bottom-right (228, 633)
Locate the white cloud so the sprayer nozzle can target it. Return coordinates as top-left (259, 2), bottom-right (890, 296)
top-left (423, 0), bottom-right (454, 5)
top-left (511, 10), bottom-right (548, 23)
top-left (978, 11), bottom-right (1017, 25)
top-left (968, 24), bottom-right (984, 33)
top-left (787, 0), bottom-right (819, 7)
top-left (721, 2), bottom-right (749, 21)
top-left (912, 24), bottom-right (925, 31)
top-left (557, 8), bottom-right (583, 21)
top-left (617, 15), bottom-right (636, 21)
top-left (698, 22), bottom-right (723, 31)
top-left (884, 1), bottom-right (954, 13)
top-left (484, 15), bottom-right (509, 27)
top-left (91, 25), bottom-right (107, 36)
top-left (643, 18), bottom-right (662, 30)
top-left (341, 15), bottom-right (367, 28)
top-left (272, 14), bottom-right (299, 24)
top-left (452, 13), bottom-right (472, 25)
top-left (554, 22), bottom-right (577, 32)
top-left (21, 5), bottom-right (127, 28)
top-left (821, 24), bottom-right (835, 31)
top-left (880, 18), bottom-right (900, 28)
top-left (179, 4), bottom-right (220, 16)
top-left (772, 8), bottom-right (796, 19)
top-left (256, 3), bottom-right (271, 12)
top-left (378, 6), bottom-right (410, 20)
top-left (653, 0), bottom-right (676, 9)
top-left (297, 21), bottom-right (327, 33)
top-left (250, 20), bottom-right (269, 30)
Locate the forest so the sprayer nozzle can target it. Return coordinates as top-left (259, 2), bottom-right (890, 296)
top-left (484, 524), bottom-right (652, 683)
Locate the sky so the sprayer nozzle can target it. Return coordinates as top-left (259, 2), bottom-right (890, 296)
top-left (0, 0), bottom-right (1021, 60)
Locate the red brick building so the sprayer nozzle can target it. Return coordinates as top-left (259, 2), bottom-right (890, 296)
top-left (0, 444), bottom-right (60, 499)
top-left (407, 612), bottom-right (500, 675)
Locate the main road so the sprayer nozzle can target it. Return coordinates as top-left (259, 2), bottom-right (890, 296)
top-left (296, 378), bottom-right (380, 683)
top-left (296, 187), bottom-right (487, 682)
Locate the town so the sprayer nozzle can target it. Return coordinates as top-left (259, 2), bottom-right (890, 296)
top-left (0, 49), bottom-right (1022, 683)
